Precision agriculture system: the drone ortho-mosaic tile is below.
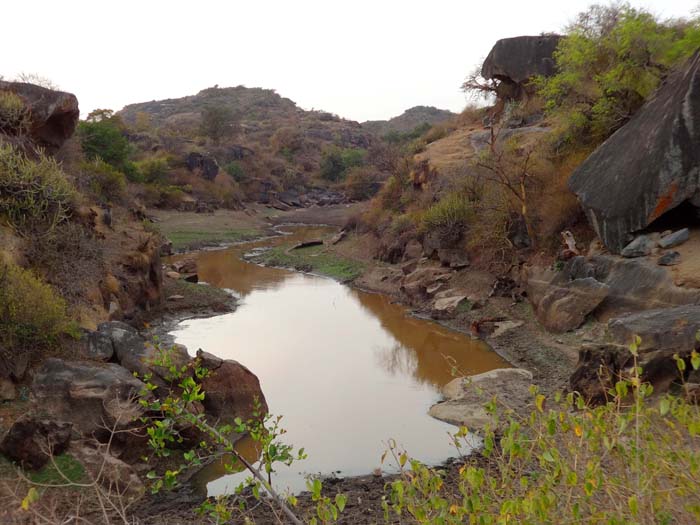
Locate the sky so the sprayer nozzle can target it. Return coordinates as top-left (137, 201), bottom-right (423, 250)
top-left (2, 0), bottom-right (698, 122)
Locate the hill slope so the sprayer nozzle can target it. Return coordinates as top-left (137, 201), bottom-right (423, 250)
top-left (362, 105), bottom-right (456, 136)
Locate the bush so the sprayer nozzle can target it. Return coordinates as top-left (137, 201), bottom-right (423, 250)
top-left (78, 119), bottom-right (131, 169)
top-left (0, 258), bottom-right (71, 352)
top-left (384, 352), bottom-right (700, 524)
top-left (421, 193), bottom-right (473, 244)
top-left (0, 91), bottom-right (30, 135)
top-left (225, 161), bottom-right (246, 182)
top-left (319, 146), bottom-right (366, 182)
top-left (344, 166), bottom-right (381, 200)
top-left (81, 159), bottom-right (126, 203)
top-left (0, 143), bottom-right (75, 236)
top-left (536, 4), bottom-right (700, 146)
top-left (26, 222), bottom-right (104, 303)
top-left (136, 156), bottom-right (169, 184)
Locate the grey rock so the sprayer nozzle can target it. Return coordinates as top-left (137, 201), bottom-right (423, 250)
top-left (570, 343), bottom-right (633, 404)
top-left (185, 152), bottom-right (219, 181)
top-left (569, 53), bottom-right (700, 253)
top-left (534, 277), bottom-right (609, 332)
top-left (32, 358), bottom-right (146, 435)
top-left (87, 331), bottom-right (114, 361)
top-left (608, 304), bottom-right (700, 354)
top-left (437, 249), bottom-right (469, 269)
top-left (658, 251), bottom-right (681, 266)
top-left (621, 235), bottom-right (655, 258)
top-left (481, 35), bottom-right (562, 84)
top-left (429, 369), bottom-right (533, 430)
top-left (658, 228), bottom-right (690, 249)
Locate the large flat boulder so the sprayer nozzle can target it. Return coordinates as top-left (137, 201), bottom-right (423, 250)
top-left (569, 52), bottom-right (700, 253)
top-left (481, 35), bottom-right (562, 84)
top-left (608, 304), bottom-right (700, 353)
top-left (429, 368), bottom-right (533, 430)
top-left (0, 80), bottom-right (79, 152)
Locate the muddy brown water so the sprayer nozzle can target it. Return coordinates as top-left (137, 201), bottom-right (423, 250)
top-left (170, 226), bottom-right (508, 495)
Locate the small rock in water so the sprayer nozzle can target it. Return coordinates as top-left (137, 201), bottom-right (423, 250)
top-left (658, 228), bottom-right (690, 249)
top-left (621, 235), bottom-right (655, 258)
top-left (658, 251), bottom-right (681, 266)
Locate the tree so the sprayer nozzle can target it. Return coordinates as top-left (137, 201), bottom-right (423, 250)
top-left (199, 105), bottom-right (238, 145)
top-left (78, 116), bottom-right (131, 170)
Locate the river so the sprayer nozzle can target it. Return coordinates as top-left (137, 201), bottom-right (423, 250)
top-left (169, 226), bottom-right (508, 495)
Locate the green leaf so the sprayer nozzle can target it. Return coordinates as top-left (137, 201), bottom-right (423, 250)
top-left (335, 493), bottom-right (347, 512)
top-left (659, 398), bottom-right (671, 416)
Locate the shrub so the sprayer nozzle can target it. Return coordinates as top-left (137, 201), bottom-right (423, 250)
top-left (0, 258), bottom-right (71, 352)
top-left (384, 351), bottom-right (700, 524)
top-left (81, 159), bottom-right (126, 203)
top-left (344, 166), bottom-right (381, 200)
top-left (0, 91), bottom-right (30, 135)
top-left (199, 105), bottom-right (237, 145)
top-left (225, 161), bottom-right (246, 182)
top-left (26, 222), bottom-right (104, 304)
top-left (136, 156), bottom-right (169, 184)
top-left (0, 143), bottom-right (75, 236)
top-left (78, 119), bottom-right (132, 169)
top-left (421, 193), bottom-right (473, 244)
top-left (536, 4), bottom-right (700, 146)
top-left (319, 146), bottom-right (366, 182)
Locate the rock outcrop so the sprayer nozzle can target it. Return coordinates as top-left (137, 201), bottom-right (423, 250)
top-left (32, 358), bottom-right (146, 437)
top-left (186, 152), bottom-right (219, 181)
top-left (481, 35), bottom-right (562, 100)
top-left (0, 416), bottom-right (72, 469)
top-left (0, 80), bottom-right (79, 152)
top-left (569, 52), bottom-right (700, 253)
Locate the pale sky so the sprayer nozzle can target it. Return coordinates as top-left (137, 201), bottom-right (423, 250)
top-left (3, 0), bottom-right (698, 122)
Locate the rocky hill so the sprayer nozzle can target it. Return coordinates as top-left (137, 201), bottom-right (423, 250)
top-left (362, 105), bottom-right (456, 137)
top-left (117, 86), bottom-right (379, 208)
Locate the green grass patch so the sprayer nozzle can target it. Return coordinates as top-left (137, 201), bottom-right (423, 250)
top-left (28, 454), bottom-right (85, 485)
top-left (167, 229), bottom-right (262, 250)
top-left (255, 245), bottom-right (365, 282)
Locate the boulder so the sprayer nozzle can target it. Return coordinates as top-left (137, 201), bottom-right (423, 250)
top-left (185, 152), bottom-right (219, 181)
top-left (527, 271), bottom-right (609, 333)
top-left (529, 255), bottom-right (700, 320)
top-left (69, 440), bottom-right (145, 501)
top-left (0, 377), bottom-right (16, 401)
top-left (0, 80), bottom-right (79, 152)
top-left (429, 369), bottom-right (533, 430)
top-left (200, 359), bottom-right (268, 423)
top-left (569, 343), bottom-right (633, 404)
top-left (437, 249), bottom-right (469, 269)
top-left (658, 251), bottom-right (681, 266)
top-left (658, 228), bottom-right (690, 249)
top-left (621, 235), bottom-right (655, 258)
top-left (608, 304), bottom-right (700, 353)
top-left (0, 416), bottom-right (72, 469)
top-left (481, 35), bottom-right (562, 100)
top-left (431, 294), bottom-right (469, 319)
top-left (400, 266), bottom-right (453, 302)
top-left (87, 331), bottom-right (114, 361)
top-left (403, 239), bottom-right (423, 260)
top-left (568, 52), bottom-right (700, 253)
top-left (32, 358), bottom-right (146, 436)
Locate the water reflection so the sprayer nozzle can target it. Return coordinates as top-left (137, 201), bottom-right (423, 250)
top-left (170, 227), bottom-right (508, 495)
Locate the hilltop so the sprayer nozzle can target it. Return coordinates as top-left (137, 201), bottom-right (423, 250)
top-left (362, 105), bottom-right (455, 137)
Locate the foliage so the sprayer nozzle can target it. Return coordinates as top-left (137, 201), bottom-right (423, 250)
top-left (225, 161), bottom-right (246, 182)
top-left (383, 347), bottom-right (700, 524)
top-left (421, 193), bottom-right (473, 245)
top-left (383, 122), bottom-right (432, 145)
top-left (28, 454), bottom-right (85, 485)
top-left (0, 258), bottom-right (71, 352)
top-left (26, 221), bottom-right (104, 304)
top-left (138, 344), bottom-right (314, 525)
top-left (344, 166), bottom-right (381, 200)
top-left (200, 105), bottom-right (238, 145)
top-left (319, 147), bottom-right (366, 182)
top-left (255, 244), bottom-right (365, 282)
top-left (0, 143), bottom-right (75, 236)
top-left (81, 159), bottom-right (127, 203)
top-left (0, 91), bottom-right (30, 135)
top-left (78, 117), bottom-right (132, 170)
top-left (536, 3), bottom-right (700, 146)
top-left (135, 156), bottom-right (170, 184)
